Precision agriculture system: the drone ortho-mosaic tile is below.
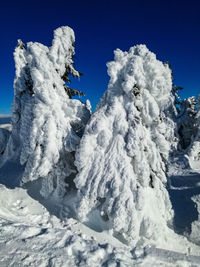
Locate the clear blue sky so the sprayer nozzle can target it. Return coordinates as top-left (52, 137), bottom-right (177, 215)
top-left (0, 0), bottom-right (200, 113)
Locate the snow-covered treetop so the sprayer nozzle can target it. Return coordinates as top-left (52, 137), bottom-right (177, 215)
top-left (103, 45), bottom-right (172, 111)
top-left (49, 26), bottom-right (80, 78)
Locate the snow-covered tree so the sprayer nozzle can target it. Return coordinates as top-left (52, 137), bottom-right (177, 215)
top-left (163, 61), bottom-right (184, 155)
top-left (164, 63), bottom-right (198, 153)
top-left (187, 96), bottom-right (200, 168)
top-left (177, 96), bottom-right (198, 150)
top-left (74, 45), bottom-right (176, 245)
top-left (2, 26), bottom-right (91, 198)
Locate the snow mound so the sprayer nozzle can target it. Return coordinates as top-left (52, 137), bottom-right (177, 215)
top-left (74, 45), bottom-right (176, 246)
top-left (1, 27), bottom-right (90, 198)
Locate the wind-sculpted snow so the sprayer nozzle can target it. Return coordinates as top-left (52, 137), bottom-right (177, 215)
top-left (1, 27), bottom-right (90, 197)
top-left (74, 45), bottom-right (176, 245)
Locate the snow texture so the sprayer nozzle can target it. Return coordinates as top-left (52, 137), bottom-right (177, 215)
top-left (1, 122), bottom-right (200, 266)
top-left (0, 175), bottom-right (200, 267)
top-left (1, 27), bottom-right (90, 198)
top-left (74, 45), bottom-right (176, 245)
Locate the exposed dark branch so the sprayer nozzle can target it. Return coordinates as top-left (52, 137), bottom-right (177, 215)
top-left (64, 85), bottom-right (85, 99)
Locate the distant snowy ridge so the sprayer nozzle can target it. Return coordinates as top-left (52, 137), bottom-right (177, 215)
top-left (0, 114), bottom-right (11, 118)
top-left (0, 114), bottom-right (11, 126)
top-left (0, 114), bottom-right (11, 155)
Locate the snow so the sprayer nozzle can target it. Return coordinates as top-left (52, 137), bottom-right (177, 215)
top-left (0, 27), bottom-right (91, 198)
top-left (74, 45), bottom-right (176, 246)
top-left (0, 28), bottom-right (200, 266)
top-left (0, 168), bottom-right (200, 266)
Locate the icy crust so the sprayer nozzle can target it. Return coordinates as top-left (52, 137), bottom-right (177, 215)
top-left (3, 27), bottom-right (90, 198)
top-left (74, 45), bottom-right (175, 245)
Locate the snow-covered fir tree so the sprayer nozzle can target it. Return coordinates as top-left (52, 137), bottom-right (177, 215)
top-left (177, 96), bottom-right (198, 150)
top-left (1, 27), bottom-right (91, 198)
top-left (74, 45), bottom-right (177, 245)
top-left (187, 95), bottom-right (200, 168)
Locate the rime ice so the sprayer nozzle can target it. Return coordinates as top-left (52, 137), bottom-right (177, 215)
top-left (2, 27), bottom-right (90, 197)
top-left (74, 45), bottom-right (176, 245)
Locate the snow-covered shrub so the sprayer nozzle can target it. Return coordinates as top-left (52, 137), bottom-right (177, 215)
top-left (74, 45), bottom-right (176, 245)
top-left (3, 27), bottom-right (90, 197)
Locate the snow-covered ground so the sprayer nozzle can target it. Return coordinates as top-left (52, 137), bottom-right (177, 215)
top-left (0, 164), bottom-right (200, 266)
top-left (0, 116), bottom-right (200, 266)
